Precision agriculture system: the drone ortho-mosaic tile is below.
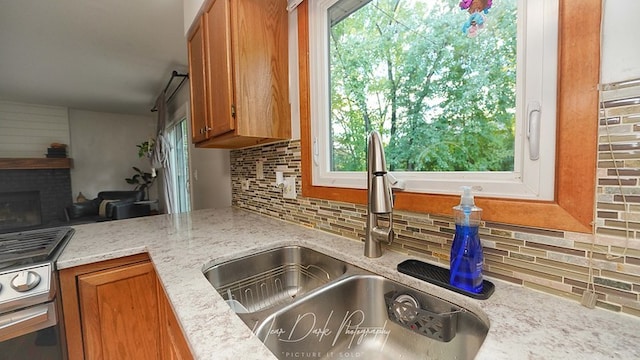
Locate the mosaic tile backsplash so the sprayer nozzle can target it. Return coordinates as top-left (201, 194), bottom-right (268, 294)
top-left (231, 87), bottom-right (640, 317)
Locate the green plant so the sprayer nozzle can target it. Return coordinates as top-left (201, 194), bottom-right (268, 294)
top-left (125, 166), bottom-right (155, 199)
top-left (137, 139), bottom-right (155, 159)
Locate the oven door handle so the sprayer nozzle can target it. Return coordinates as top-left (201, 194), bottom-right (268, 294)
top-left (0, 302), bottom-right (57, 342)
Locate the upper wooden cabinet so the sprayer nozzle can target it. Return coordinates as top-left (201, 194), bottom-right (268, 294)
top-left (188, 21), bottom-right (209, 144)
top-left (188, 0), bottom-right (291, 148)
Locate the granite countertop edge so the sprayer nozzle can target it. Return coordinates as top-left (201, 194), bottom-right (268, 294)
top-left (56, 208), bottom-right (640, 360)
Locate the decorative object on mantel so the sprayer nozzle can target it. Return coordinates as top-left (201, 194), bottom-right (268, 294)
top-left (125, 167), bottom-right (155, 201)
top-left (46, 143), bottom-right (68, 158)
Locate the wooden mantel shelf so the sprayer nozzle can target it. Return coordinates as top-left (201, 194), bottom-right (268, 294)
top-left (0, 158), bottom-right (73, 170)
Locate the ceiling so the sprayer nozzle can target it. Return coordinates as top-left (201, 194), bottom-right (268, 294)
top-left (0, 0), bottom-right (188, 115)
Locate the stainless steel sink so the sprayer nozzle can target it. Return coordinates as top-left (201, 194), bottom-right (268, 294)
top-left (203, 246), bottom-right (488, 360)
top-left (254, 274), bottom-right (487, 360)
top-left (203, 246), bottom-right (348, 313)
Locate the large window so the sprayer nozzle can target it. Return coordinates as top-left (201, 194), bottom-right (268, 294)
top-left (310, 0), bottom-right (558, 200)
top-left (298, 0), bottom-right (601, 232)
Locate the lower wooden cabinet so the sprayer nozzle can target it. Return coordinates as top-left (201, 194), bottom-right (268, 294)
top-left (59, 254), bottom-right (193, 360)
top-left (158, 278), bottom-right (193, 360)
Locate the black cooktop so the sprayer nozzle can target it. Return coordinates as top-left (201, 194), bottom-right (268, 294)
top-left (0, 226), bottom-right (74, 270)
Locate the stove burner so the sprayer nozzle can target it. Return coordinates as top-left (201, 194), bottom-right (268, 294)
top-left (0, 227), bottom-right (74, 269)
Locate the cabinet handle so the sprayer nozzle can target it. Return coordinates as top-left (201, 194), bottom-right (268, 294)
top-left (205, 127), bottom-right (212, 132)
top-left (231, 104), bottom-right (236, 118)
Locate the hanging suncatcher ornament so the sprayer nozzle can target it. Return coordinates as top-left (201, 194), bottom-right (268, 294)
top-left (459, 0), bottom-right (492, 37)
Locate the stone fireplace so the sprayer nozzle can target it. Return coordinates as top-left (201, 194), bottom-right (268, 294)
top-left (0, 158), bottom-right (73, 233)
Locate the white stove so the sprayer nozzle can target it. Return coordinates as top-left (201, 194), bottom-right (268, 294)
top-left (0, 226), bottom-right (74, 358)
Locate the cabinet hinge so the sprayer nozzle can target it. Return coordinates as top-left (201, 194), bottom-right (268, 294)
top-left (231, 104), bottom-right (236, 118)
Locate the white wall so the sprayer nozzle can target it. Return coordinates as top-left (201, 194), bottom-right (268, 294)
top-left (601, 0), bottom-right (640, 84)
top-left (189, 146), bottom-right (232, 210)
top-left (68, 109), bottom-right (156, 200)
top-left (0, 101), bottom-right (70, 157)
top-left (183, 0), bottom-right (205, 35)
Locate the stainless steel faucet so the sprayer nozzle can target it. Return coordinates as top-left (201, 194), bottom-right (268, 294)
top-left (365, 131), bottom-right (394, 258)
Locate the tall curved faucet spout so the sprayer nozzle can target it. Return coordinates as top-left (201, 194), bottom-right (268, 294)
top-left (365, 131), bottom-right (394, 258)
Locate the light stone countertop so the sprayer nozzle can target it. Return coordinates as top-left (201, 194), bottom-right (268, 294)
top-left (57, 208), bottom-right (640, 360)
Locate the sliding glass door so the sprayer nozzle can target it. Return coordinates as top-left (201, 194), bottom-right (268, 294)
top-left (167, 118), bottom-right (191, 213)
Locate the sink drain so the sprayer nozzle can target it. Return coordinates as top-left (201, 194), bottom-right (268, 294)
top-left (393, 293), bottom-right (420, 323)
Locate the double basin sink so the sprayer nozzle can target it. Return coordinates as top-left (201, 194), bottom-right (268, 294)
top-left (203, 246), bottom-right (488, 359)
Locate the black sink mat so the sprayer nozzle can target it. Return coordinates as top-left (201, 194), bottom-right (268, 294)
top-left (397, 259), bottom-right (495, 300)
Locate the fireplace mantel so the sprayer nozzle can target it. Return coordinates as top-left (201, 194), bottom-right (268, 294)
top-left (0, 158), bottom-right (73, 170)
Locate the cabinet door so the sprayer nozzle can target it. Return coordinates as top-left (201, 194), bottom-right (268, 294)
top-left (158, 279), bottom-right (193, 360)
top-left (78, 262), bottom-right (159, 360)
top-left (204, 0), bottom-right (235, 137)
top-left (188, 19), bottom-right (209, 143)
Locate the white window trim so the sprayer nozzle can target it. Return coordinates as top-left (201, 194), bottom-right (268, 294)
top-left (308, 0), bottom-right (558, 200)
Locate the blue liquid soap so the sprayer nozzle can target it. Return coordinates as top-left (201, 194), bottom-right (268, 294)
top-left (449, 187), bottom-right (484, 294)
top-left (450, 223), bottom-right (483, 293)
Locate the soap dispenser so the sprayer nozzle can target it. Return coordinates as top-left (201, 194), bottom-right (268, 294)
top-left (450, 186), bottom-right (484, 294)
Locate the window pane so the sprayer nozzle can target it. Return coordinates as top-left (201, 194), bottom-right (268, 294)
top-left (328, 0), bottom-right (517, 172)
